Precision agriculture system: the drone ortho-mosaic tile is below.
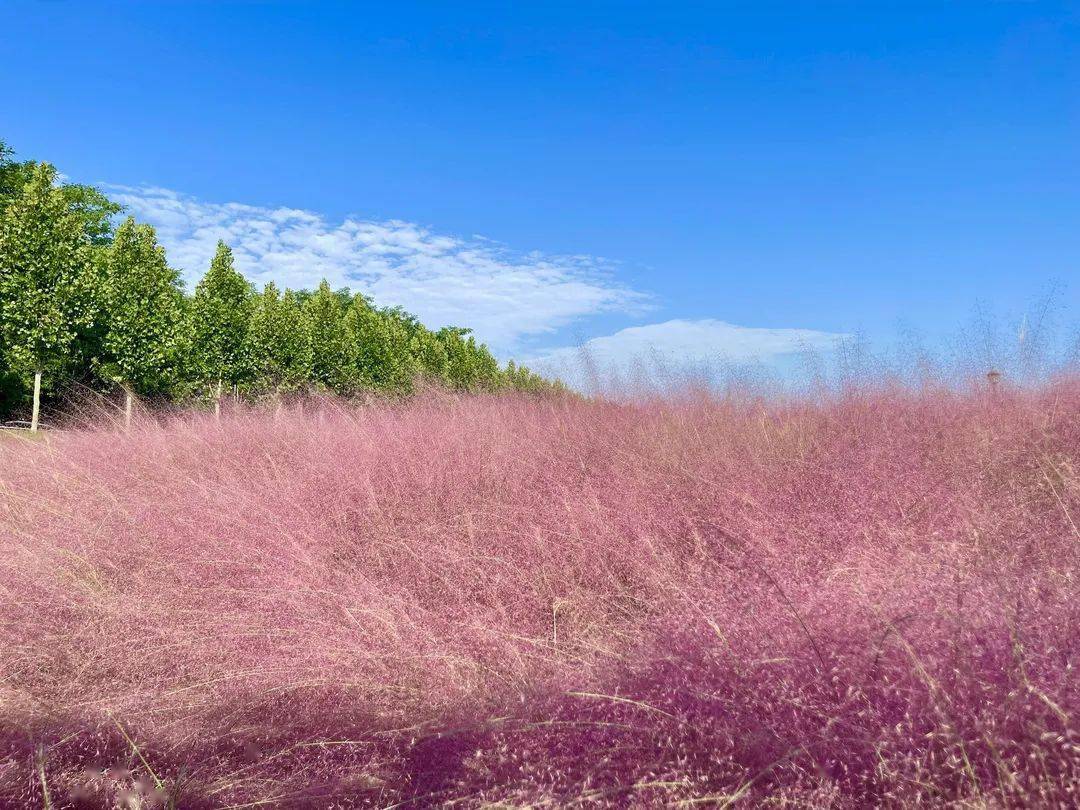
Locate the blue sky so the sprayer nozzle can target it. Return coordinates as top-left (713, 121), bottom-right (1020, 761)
top-left (2, 1), bottom-right (1078, 376)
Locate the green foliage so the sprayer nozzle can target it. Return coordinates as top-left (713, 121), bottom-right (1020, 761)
top-left (98, 218), bottom-right (187, 396)
top-left (58, 183), bottom-right (124, 246)
top-left (0, 141), bottom-right (122, 245)
top-left (347, 299), bottom-right (419, 393)
top-left (190, 241), bottom-right (254, 392)
top-left (0, 163), bottom-right (94, 379)
top-left (245, 283), bottom-right (312, 396)
top-left (0, 138), bottom-right (562, 417)
top-left (438, 327), bottom-right (501, 391)
top-left (410, 326), bottom-right (451, 384)
top-left (502, 359), bottom-right (562, 394)
top-left (0, 140), bottom-right (16, 198)
top-left (304, 280), bottom-right (357, 394)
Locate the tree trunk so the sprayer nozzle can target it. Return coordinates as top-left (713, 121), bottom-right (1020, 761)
top-left (214, 379), bottom-right (223, 419)
top-left (30, 370), bottom-right (42, 432)
top-left (123, 386), bottom-right (133, 428)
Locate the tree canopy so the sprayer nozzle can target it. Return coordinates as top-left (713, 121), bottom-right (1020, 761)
top-left (191, 241), bottom-right (254, 396)
top-left (0, 140), bottom-right (122, 245)
top-left (99, 217), bottom-right (187, 397)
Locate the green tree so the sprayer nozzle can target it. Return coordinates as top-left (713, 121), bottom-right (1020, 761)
top-left (245, 283), bottom-right (312, 398)
top-left (438, 327), bottom-right (501, 391)
top-left (375, 306), bottom-right (449, 387)
top-left (190, 241), bottom-right (254, 413)
top-left (410, 326), bottom-right (450, 385)
top-left (304, 280), bottom-right (357, 394)
top-left (0, 140), bottom-right (15, 197)
top-left (0, 141), bottom-right (122, 245)
top-left (502, 359), bottom-right (560, 393)
top-left (0, 142), bottom-right (121, 402)
top-left (469, 338), bottom-right (502, 390)
top-left (0, 163), bottom-right (96, 430)
top-left (347, 299), bottom-right (419, 393)
top-left (98, 218), bottom-right (187, 424)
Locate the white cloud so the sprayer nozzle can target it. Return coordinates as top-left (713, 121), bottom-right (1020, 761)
top-left (106, 185), bottom-right (646, 353)
top-left (527, 319), bottom-right (847, 387)
top-left (106, 186), bottom-right (848, 383)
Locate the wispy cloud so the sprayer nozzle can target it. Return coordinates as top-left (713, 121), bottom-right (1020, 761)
top-left (107, 186), bottom-right (848, 380)
top-left (528, 318), bottom-right (848, 386)
top-left (106, 185), bottom-right (647, 353)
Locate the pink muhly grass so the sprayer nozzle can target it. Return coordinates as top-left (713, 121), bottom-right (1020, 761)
top-left (0, 381), bottom-right (1077, 807)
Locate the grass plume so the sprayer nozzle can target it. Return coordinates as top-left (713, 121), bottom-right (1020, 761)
top-left (0, 381), bottom-right (1077, 806)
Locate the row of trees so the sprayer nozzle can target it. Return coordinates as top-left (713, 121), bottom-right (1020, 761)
top-left (0, 142), bottom-right (558, 428)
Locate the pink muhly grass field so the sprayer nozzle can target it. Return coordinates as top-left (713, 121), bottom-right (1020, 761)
top-left (0, 381), bottom-right (1077, 807)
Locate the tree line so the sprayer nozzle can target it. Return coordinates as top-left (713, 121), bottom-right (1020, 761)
top-left (0, 141), bottom-right (559, 428)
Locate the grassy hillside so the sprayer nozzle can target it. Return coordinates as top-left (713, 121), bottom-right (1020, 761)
top-left (0, 383), bottom-right (1077, 807)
